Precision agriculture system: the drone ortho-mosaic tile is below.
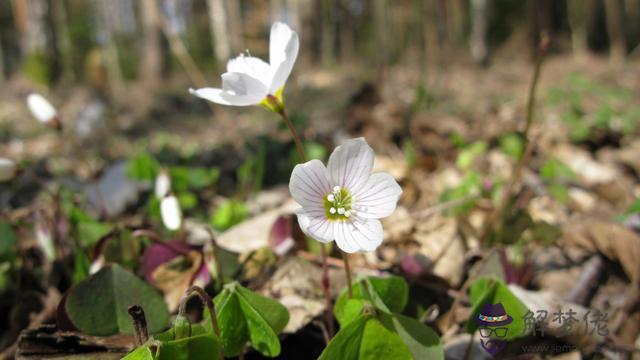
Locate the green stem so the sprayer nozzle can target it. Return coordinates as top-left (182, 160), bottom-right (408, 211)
top-left (342, 252), bottom-right (353, 298)
top-left (278, 108), bottom-right (306, 162)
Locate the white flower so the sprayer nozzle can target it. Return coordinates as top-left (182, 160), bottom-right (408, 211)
top-left (27, 93), bottom-right (58, 125)
top-left (189, 22), bottom-right (299, 112)
top-left (161, 195), bottom-right (182, 231)
top-left (155, 171), bottom-right (171, 199)
top-left (0, 158), bottom-right (16, 182)
top-left (289, 138), bottom-right (402, 253)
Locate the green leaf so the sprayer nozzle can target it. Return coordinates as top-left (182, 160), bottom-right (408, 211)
top-left (211, 199), bottom-right (248, 231)
top-left (319, 312), bottom-right (413, 360)
top-left (499, 133), bottom-right (523, 159)
top-left (540, 159), bottom-right (575, 182)
top-left (236, 285), bottom-right (289, 334)
top-left (72, 250), bottom-right (91, 284)
top-left (177, 191), bottom-right (198, 210)
top-left (63, 264), bottom-right (169, 336)
top-left (122, 346), bottom-right (155, 360)
top-left (466, 277), bottom-right (530, 340)
top-left (207, 282), bottom-right (289, 357)
top-left (0, 222), bottom-right (17, 260)
top-left (335, 276), bottom-right (409, 326)
top-left (77, 221), bottom-right (112, 247)
top-left (127, 151), bottom-right (159, 181)
top-left (456, 141), bottom-right (487, 170)
top-left (213, 288), bottom-right (247, 356)
top-left (386, 313), bottom-right (443, 360)
top-left (624, 198), bottom-right (640, 215)
top-left (155, 333), bottom-right (222, 360)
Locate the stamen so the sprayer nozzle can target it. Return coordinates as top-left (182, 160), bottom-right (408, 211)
top-left (333, 186), bottom-right (341, 193)
top-left (329, 207), bottom-right (336, 214)
top-left (327, 194), bottom-right (335, 202)
top-left (337, 208), bottom-right (345, 215)
top-left (344, 210), bottom-right (351, 217)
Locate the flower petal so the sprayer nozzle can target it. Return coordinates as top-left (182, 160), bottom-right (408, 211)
top-left (296, 209), bottom-right (334, 243)
top-left (221, 72), bottom-right (268, 98)
top-left (269, 22), bottom-right (299, 93)
top-left (353, 173), bottom-right (402, 219)
top-left (161, 195), bottom-right (182, 231)
top-left (227, 54), bottom-right (273, 88)
top-left (189, 71), bottom-right (268, 106)
top-left (327, 138), bottom-right (374, 191)
top-left (27, 93), bottom-right (57, 123)
top-left (289, 159), bottom-right (331, 209)
top-left (334, 219), bottom-right (383, 253)
top-left (189, 87), bottom-right (233, 105)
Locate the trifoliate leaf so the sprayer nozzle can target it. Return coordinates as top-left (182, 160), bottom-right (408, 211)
top-left (61, 264), bottom-right (169, 336)
top-left (466, 277), bottom-right (530, 340)
top-left (205, 282), bottom-right (289, 357)
top-left (320, 310), bottom-right (443, 360)
top-left (334, 276), bottom-right (409, 326)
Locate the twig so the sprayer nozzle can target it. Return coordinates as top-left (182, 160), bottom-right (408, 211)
top-left (128, 305), bottom-right (149, 346)
top-left (479, 35), bottom-right (550, 243)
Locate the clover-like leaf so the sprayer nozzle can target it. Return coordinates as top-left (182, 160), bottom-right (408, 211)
top-left (155, 333), bottom-right (222, 360)
top-left (466, 277), bottom-right (530, 340)
top-left (205, 282), bottom-right (289, 357)
top-left (334, 276), bottom-right (408, 326)
top-left (320, 309), bottom-right (442, 360)
top-left (60, 264), bottom-right (169, 336)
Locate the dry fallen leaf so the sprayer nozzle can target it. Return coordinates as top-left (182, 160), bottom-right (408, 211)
top-left (151, 250), bottom-right (203, 312)
top-left (563, 220), bottom-right (640, 283)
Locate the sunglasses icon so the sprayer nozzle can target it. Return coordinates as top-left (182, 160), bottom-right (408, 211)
top-left (479, 327), bottom-right (508, 338)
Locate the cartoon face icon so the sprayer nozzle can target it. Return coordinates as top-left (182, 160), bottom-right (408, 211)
top-left (475, 303), bottom-right (512, 355)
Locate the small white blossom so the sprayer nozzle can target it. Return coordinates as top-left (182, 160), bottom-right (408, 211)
top-left (27, 93), bottom-right (58, 124)
top-left (161, 195), bottom-right (182, 231)
top-left (289, 138), bottom-right (402, 253)
top-left (0, 158), bottom-right (17, 182)
top-left (189, 22), bottom-right (299, 112)
top-left (155, 171), bottom-right (171, 199)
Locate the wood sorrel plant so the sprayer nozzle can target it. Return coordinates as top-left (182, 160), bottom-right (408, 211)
top-left (189, 22), bottom-right (337, 337)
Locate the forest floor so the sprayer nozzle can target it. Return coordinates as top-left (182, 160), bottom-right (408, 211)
top-left (1, 53), bottom-right (639, 359)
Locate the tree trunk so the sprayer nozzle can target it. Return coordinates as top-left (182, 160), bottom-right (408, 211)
top-left (98, 0), bottom-right (125, 97)
top-left (226, 0), bottom-right (244, 55)
top-left (568, 0), bottom-right (589, 58)
top-left (469, 0), bottom-right (488, 65)
top-left (207, 0), bottom-right (231, 68)
top-left (604, 0), bottom-right (627, 64)
top-left (140, 0), bottom-right (163, 87)
top-left (374, 0), bottom-right (389, 82)
top-left (52, 0), bottom-right (74, 83)
top-left (320, 0), bottom-right (335, 66)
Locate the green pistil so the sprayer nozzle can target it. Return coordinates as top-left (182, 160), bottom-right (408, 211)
top-left (324, 187), bottom-right (354, 221)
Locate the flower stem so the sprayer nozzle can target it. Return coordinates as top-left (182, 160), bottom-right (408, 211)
top-left (185, 286), bottom-right (224, 359)
top-left (320, 243), bottom-right (335, 337)
top-left (278, 108), bottom-right (306, 162)
top-left (277, 108), bottom-right (335, 338)
top-left (342, 251), bottom-right (353, 298)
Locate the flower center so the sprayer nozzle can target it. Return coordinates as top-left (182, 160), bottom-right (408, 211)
top-left (324, 186), bottom-right (354, 221)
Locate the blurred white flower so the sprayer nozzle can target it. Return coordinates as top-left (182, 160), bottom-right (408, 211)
top-left (155, 171), bottom-right (171, 199)
top-left (289, 138), bottom-right (402, 253)
top-left (35, 214), bottom-right (56, 261)
top-left (189, 22), bottom-right (299, 113)
top-left (0, 158), bottom-right (16, 182)
top-left (27, 93), bottom-right (60, 128)
top-left (161, 195), bottom-right (182, 231)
